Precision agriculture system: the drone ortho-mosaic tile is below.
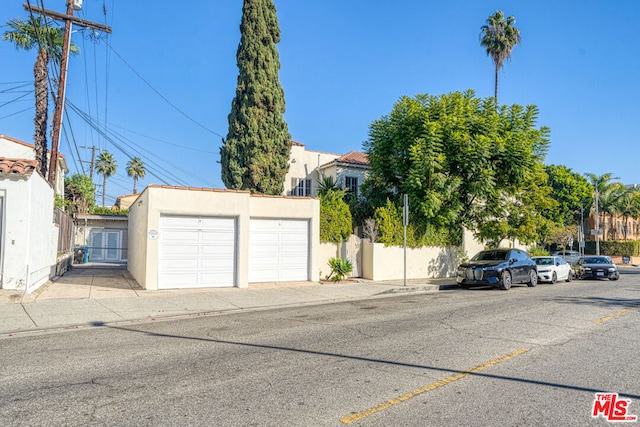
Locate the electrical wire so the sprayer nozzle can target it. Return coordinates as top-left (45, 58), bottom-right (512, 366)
top-left (104, 40), bottom-right (226, 140)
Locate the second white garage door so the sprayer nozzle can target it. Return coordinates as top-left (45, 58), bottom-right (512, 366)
top-left (249, 219), bottom-right (309, 283)
top-left (159, 216), bottom-right (236, 289)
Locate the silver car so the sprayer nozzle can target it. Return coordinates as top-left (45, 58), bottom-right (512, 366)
top-left (552, 250), bottom-right (581, 266)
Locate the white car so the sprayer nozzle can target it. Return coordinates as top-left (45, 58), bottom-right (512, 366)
top-left (532, 256), bottom-right (573, 283)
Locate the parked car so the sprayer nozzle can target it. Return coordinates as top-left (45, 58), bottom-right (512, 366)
top-left (532, 256), bottom-right (573, 283)
top-left (575, 256), bottom-right (620, 280)
top-left (456, 248), bottom-right (538, 290)
top-left (552, 250), bottom-right (581, 266)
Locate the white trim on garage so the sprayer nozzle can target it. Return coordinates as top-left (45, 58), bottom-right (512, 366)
top-left (249, 218), bottom-right (309, 283)
top-left (158, 215), bottom-right (236, 289)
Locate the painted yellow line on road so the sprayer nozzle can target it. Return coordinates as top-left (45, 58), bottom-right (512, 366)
top-left (339, 347), bottom-right (530, 424)
top-left (594, 307), bottom-right (636, 324)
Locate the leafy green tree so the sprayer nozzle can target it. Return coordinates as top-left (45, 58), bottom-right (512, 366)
top-left (126, 156), bottom-right (146, 194)
top-left (364, 90), bottom-right (550, 244)
top-left (64, 174), bottom-right (95, 215)
top-left (95, 151), bottom-right (117, 207)
top-left (545, 165), bottom-right (593, 225)
top-left (477, 166), bottom-right (556, 246)
top-left (220, 0), bottom-right (291, 195)
top-left (3, 17), bottom-right (78, 177)
top-left (480, 10), bottom-right (521, 105)
top-left (320, 189), bottom-right (352, 243)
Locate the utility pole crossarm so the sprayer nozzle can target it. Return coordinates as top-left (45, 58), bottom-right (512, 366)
top-left (24, 1), bottom-right (112, 187)
top-left (22, 3), bottom-right (112, 33)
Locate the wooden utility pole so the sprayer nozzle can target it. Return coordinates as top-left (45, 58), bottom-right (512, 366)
top-left (23, 1), bottom-right (111, 186)
top-left (79, 145), bottom-right (99, 178)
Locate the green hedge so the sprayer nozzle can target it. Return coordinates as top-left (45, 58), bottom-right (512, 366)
top-left (583, 240), bottom-right (640, 256)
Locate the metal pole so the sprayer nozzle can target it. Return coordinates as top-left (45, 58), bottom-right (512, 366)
top-left (403, 194), bottom-right (408, 287)
top-left (595, 189), bottom-right (600, 256)
top-left (580, 205), bottom-right (584, 256)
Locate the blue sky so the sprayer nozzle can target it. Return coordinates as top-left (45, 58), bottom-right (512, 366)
top-left (1, 1), bottom-right (639, 205)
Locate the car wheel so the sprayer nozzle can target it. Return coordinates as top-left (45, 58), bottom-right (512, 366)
top-left (500, 271), bottom-right (512, 290)
top-left (610, 273), bottom-right (620, 281)
top-left (527, 270), bottom-right (538, 287)
top-left (566, 271), bottom-right (573, 282)
top-left (551, 272), bottom-right (557, 284)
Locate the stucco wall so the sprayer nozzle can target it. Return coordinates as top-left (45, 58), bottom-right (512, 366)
top-left (0, 173), bottom-right (55, 292)
top-left (319, 242), bottom-right (340, 279)
top-left (361, 242), bottom-right (459, 281)
top-left (128, 187), bottom-right (320, 290)
top-left (127, 190), bottom-right (150, 288)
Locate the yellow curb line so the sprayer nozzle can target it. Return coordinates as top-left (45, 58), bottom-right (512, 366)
top-left (340, 347), bottom-right (530, 424)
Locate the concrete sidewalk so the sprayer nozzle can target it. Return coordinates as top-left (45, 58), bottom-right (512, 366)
top-left (0, 263), bottom-right (457, 337)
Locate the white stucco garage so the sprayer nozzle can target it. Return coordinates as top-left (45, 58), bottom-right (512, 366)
top-left (127, 186), bottom-right (320, 290)
top-left (249, 218), bottom-right (309, 282)
top-left (158, 215), bottom-right (236, 289)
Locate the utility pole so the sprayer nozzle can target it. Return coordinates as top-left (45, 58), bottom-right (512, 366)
top-left (23, 1), bottom-right (111, 186)
top-left (79, 145), bottom-right (100, 179)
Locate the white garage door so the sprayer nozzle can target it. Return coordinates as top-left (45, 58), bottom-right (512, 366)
top-left (249, 219), bottom-right (309, 283)
top-left (159, 216), bottom-right (235, 289)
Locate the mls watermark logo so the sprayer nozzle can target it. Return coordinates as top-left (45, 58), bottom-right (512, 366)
top-left (592, 393), bottom-right (637, 422)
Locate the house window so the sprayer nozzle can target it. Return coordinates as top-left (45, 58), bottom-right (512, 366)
top-left (345, 176), bottom-right (358, 197)
top-left (292, 178), bottom-right (311, 196)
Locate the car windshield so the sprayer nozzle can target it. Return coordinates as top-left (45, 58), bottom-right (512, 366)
top-left (472, 250), bottom-right (508, 261)
top-left (583, 257), bottom-right (610, 264)
top-left (534, 258), bottom-right (553, 266)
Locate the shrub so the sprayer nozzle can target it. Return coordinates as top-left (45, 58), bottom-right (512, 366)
top-left (327, 257), bottom-right (353, 282)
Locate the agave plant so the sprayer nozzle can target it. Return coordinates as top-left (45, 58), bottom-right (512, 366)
top-left (327, 257), bottom-right (353, 282)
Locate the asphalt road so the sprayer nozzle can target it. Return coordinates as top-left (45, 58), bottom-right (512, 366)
top-left (1, 269), bottom-right (639, 426)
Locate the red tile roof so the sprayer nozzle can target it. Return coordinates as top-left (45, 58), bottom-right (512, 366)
top-left (320, 151), bottom-right (369, 168)
top-left (336, 151), bottom-right (368, 165)
top-left (0, 157), bottom-right (38, 175)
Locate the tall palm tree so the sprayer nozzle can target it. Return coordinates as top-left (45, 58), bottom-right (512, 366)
top-left (126, 157), bottom-right (146, 194)
top-left (584, 173), bottom-right (622, 241)
top-left (480, 10), bottom-right (521, 106)
top-left (3, 17), bottom-right (78, 177)
top-left (95, 151), bottom-right (117, 207)
top-left (616, 188), bottom-right (640, 240)
top-left (601, 182), bottom-right (626, 240)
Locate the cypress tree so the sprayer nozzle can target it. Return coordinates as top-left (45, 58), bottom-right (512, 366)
top-left (220, 0), bottom-right (291, 194)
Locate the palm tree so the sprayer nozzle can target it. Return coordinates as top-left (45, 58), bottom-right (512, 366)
top-left (602, 182), bottom-right (627, 240)
top-left (3, 17), bottom-right (78, 177)
top-left (584, 173), bottom-right (622, 242)
top-left (480, 10), bottom-right (521, 106)
top-left (616, 188), bottom-right (640, 240)
top-left (95, 151), bottom-right (117, 207)
top-left (126, 157), bottom-right (146, 194)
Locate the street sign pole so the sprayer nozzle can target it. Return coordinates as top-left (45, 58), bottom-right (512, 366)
top-left (403, 194), bottom-right (408, 287)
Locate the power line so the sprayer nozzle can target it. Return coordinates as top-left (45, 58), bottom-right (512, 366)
top-left (104, 40), bottom-right (226, 139)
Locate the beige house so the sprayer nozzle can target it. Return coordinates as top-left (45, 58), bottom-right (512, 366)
top-left (114, 193), bottom-right (139, 210)
top-left (128, 185), bottom-right (320, 290)
top-left (284, 141), bottom-right (368, 197)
